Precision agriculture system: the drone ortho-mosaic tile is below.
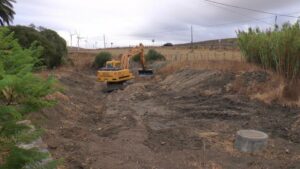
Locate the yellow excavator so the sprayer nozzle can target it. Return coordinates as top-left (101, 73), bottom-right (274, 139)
top-left (97, 43), bottom-right (153, 91)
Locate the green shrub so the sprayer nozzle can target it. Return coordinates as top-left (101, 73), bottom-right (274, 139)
top-left (132, 49), bottom-right (165, 62)
top-left (132, 54), bottom-right (140, 62)
top-left (146, 49), bottom-right (165, 61)
top-left (163, 43), bottom-right (173, 47)
top-left (8, 25), bottom-right (67, 69)
top-left (0, 122), bottom-right (30, 137)
top-left (237, 22), bottom-right (300, 80)
top-left (40, 29), bottom-right (67, 68)
top-left (93, 51), bottom-right (112, 68)
top-left (0, 147), bottom-right (49, 169)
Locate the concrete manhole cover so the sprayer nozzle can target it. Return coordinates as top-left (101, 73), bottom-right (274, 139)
top-left (234, 129), bottom-right (268, 153)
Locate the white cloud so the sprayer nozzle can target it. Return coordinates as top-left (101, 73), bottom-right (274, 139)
top-left (13, 0), bottom-right (300, 48)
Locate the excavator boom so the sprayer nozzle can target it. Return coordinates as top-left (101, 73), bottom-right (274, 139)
top-left (119, 44), bottom-right (152, 74)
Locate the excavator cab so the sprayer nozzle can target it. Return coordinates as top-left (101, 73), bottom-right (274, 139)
top-left (105, 60), bottom-right (121, 69)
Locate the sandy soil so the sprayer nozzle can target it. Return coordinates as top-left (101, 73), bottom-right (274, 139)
top-left (35, 64), bottom-right (300, 169)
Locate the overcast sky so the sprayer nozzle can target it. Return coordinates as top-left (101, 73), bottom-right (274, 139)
top-left (13, 0), bottom-right (300, 48)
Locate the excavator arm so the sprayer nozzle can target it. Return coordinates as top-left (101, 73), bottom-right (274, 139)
top-left (120, 43), bottom-right (153, 76)
top-left (120, 43), bottom-right (145, 69)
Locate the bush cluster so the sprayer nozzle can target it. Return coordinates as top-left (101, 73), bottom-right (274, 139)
top-left (0, 27), bottom-right (59, 168)
top-left (163, 43), bottom-right (173, 47)
top-left (132, 49), bottom-right (166, 62)
top-left (9, 25), bottom-right (67, 69)
top-left (132, 54), bottom-right (140, 62)
top-left (146, 49), bottom-right (165, 61)
top-left (93, 51), bottom-right (112, 68)
top-left (237, 22), bottom-right (300, 80)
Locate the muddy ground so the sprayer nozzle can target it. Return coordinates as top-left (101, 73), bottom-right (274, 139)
top-left (35, 64), bottom-right (300, 169)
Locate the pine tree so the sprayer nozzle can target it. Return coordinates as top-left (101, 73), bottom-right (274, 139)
top-left (0, 27), bottom-right (59, 169)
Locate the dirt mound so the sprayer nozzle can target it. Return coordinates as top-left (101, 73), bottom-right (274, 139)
top-left (158, 69), bottom-right (300, 139)
top-left (161, 69), bottom-right (234, 95)
top-left (34, 65), bottom-right (300, 169)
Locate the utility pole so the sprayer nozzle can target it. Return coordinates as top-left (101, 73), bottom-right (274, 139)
top-left (275, 16), bottom-right (278, 30)
top-left (191, 25), bottom-right (194, 49)
top-left (103, 35), bottom-right (106, 49)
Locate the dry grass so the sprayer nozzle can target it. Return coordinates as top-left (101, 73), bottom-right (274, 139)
top-left (70, 47), bottom-right (242, 62)
top-left (156, 48), bottom-right (242, 62)
top-left (232, 72), bottom-right (285, 104)
top-left (159, 60), bottom-right (259, 75)
top-left (236, 74), bottom-right (300, 106)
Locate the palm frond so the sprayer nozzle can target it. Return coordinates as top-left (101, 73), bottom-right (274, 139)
top-left (0, 0), bottom-right (16, 26)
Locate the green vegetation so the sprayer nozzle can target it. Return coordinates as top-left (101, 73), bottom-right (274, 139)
top-left (132, 49), bottom-right (166, 62)
top-left (9, 25), bottom-right (67, 69)
top-left (0, 0), bottom-right (16, 26)
top-left (163, 43), bottom-right (173, 47)
top-left (1, 147), bottom-right (48, 169)
top-left (0, 27), bottom-right (59, 169)
top-left (132, 54), bottom-right (140, 62)
top-left (93, 51), bottom-right (112, 68)
top-left (237, 22), bottom-right (300, 80)
top-left (146, 49), bottom-right (166, 61)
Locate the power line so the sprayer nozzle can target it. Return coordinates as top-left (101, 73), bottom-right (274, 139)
top-left (204, 1), bottom-right (274, 26)
top-left (203, 0), bottom-right (300, 18)
top-left (204, 17), bottom-right (273, 27)
top-left (204, 11), bottom-right (300, 27)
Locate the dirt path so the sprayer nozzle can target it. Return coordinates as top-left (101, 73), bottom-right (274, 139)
top-left (39, 68), bottom-right (300, 169)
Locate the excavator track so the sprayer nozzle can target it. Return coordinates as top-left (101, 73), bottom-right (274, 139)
top-left (102, 82), bottom-right (126, 93)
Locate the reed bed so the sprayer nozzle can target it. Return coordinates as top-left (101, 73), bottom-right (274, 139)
top-left (237, 22), bottom-right (300, 81)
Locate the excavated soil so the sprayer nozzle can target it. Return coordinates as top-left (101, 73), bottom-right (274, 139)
top-left (36, 67), bottom-right (300, 169)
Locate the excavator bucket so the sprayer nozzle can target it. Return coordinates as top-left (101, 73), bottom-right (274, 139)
top-left (138, 69), bottom-right (154, 77)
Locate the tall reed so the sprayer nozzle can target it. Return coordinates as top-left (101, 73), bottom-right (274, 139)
top-left (237, 22), bottom-right (300, 81)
